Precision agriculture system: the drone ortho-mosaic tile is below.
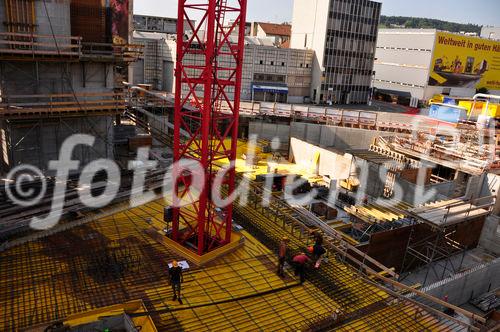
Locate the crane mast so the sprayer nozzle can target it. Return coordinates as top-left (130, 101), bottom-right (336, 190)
top-left (171, 0), bottom-right (247, 255)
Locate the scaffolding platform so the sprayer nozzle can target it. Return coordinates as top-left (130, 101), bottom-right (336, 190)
top-left (0, 92), bottom-right (126, 119)
top-left (0, 32), bottom-right (143, 63)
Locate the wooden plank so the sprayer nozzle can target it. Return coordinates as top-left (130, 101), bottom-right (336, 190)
top-left (0, 32), bottom-right (82, 40)
top-left (0, 92), bottom-right (123, 99)
top-left (0, 40), bottom-right (80, 49)
top-left (0, 49), bottom-right (79, 56)
top-left (1, 99), bottom-right (125, 108)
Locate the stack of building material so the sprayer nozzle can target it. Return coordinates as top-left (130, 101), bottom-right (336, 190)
top-left (128, 134), bottom-right (153, 151)
top-left (470, 290), bottom-right (500, 312)
top-left (114, 125), bottom-right (137, 144)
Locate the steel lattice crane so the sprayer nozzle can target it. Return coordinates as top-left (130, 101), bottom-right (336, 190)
top-left (171, 0), bottom-right (247, 255)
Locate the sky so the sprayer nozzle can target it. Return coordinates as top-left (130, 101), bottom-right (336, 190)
top-left (134, 0), bottom-right (500, 27)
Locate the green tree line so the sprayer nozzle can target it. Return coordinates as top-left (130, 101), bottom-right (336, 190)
top-left (380, 16), bottom-right (482, 34)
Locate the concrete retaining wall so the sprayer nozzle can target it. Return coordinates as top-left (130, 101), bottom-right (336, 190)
top-left (249, 120), bottom-right (402, 152)
top-left (289, 138), bottom-right (352, 180)
top-left (249, 121), bottom-right (291, 151)
top-left (479, 216), bottom-right (500, 256)
top-left (7, 117), bottom-right (113, 175)
top-left (420, 256), bottom-right (500, 306)
top-left (290, 122), bottom-right (400, 150)
top-left (398, 179), bottom-right (455, 206)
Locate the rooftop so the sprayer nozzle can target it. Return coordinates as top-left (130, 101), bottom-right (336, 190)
top-left (256, 22), bottom-right (292, 37)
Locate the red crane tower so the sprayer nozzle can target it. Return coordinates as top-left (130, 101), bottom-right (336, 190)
top-left (171, 0), bottom-right (247, 255)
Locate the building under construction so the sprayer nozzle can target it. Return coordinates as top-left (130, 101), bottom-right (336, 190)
top-left (0, 0), bottom-right (499, 331)
top-left (0, 0), bottom-right (140, 174)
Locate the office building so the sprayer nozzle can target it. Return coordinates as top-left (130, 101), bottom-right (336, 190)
top-left (133, 34), bottom-right (314, 103)
top-left (291, 0), bottom-right (381, 104)
top-left (374, 29), bottom-right (500, 104)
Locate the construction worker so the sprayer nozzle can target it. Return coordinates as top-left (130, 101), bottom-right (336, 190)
top-left (292, 252), bottom-right (311, 284)
top-left (169, 260), bottom-right (184, 304)
top-left (442, 295), bottom-right (455, 316)
top-left (312, 230), bottom-right (323, 246)
top-left (312, 242), bottom-right (327, 269)
top-left (277, 236), bottom-right (289, 277)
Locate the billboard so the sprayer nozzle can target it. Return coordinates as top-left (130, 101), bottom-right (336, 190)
top-left (429, 31), bottom-right (500, 90)
top-left (110, 0), bottom-right (130, 44)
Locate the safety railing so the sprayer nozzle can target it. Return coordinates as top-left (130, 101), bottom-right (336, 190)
top-left (0, 92), bottom-right (126, 118)
top-left (0, 32), bottom-right (82, 59)
top-left (0, 32), bottom-right (143, 63)
top-left (81, 42), bottom-right (144, 63)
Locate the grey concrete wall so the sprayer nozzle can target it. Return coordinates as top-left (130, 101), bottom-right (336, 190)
top-left (0, 1), bottom-right (5, 34)
top-left (421, 257), bottom-right (500, 306)
top-left (163, 60), bottom-right (174, 93)
top-left (0, 120), bottom-right (7, 175)
top-left (477, 173), bottom-right (500, 215)
top-left (0, 62), bottom-right (114, 95)
top-left (8, 117), bottom-right (113, 175)
top-left (479, 216), bottom-right (500, 256)
top-left (398, 179), bottom-right (455, 206)
top-left (132, 59), bottom-right (145, 86)
top-left (35, 0), bottom-right (71, 37)
top-left (72, 63), bottom-right (115, 93)
top-left (249, 121), bottom-right (290, 151)
top-left (291, 122), bottom-right (399, 150)
top-left (248, 121), bottom-right (407, 193)
top-left (289, 138), bottom-right (352, 180)
top-left (356, 160), bottom-right (385, 199)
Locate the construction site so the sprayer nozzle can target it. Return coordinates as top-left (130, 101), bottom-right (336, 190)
top-left (0, 0), bottom-right (499, 331)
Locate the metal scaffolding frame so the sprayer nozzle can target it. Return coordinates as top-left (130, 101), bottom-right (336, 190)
top-left (399, 225), bottom-right (469, 286)
top-left (397, 196), bottom-right (495, 286)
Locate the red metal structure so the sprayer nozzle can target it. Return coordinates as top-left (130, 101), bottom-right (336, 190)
top-left (172, 0), bottom-right (247, 255)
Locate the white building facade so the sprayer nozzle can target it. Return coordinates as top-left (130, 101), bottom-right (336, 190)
top-left (374, 29), bottom-right (500, 104)
top-left (291, 0), bottom-right (381, 105)
top-left (481, 27), bottom-right (500, 41)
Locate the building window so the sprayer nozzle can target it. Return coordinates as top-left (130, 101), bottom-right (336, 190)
top-left (271, 61), bottom-right (274, 66)
top-left (282, 62), bottom-right (285, 66)
top-left (259, 60), bottom-right (263, 65)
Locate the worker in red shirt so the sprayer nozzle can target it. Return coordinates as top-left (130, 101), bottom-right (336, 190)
top-left (277, 236), bottom-right (289, 277)
top-left (293, 252), bottom-right (311, 284)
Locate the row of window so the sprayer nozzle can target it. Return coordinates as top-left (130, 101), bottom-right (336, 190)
top-left (377, 46), bottom-right (432, 52)
top-left (325, 38), bottom-right (376, 54)
top-left (326, 28), bottom-right (377, 42)
top-left (330, 0), bottom-right (381, 19)
top-left (320, 84), bottom-right (370, 92)
top-left (253, 73), bottom-right (286, 83)
top-left (324, 48), bottom-right (375, 60)
top-left (254, 60), bottom-right (310, 68)
top-left (328, 13), bottom-right (379, 34)
top-left (374, 79), bottom-right (425, 88)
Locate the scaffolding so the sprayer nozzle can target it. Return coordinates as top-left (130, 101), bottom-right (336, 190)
top-left (0, 0), bottom-right (143, 177)
top-left (143, 39), bottom-right (163, 90)
top-left (398, 197), bottom-right (495, 286)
